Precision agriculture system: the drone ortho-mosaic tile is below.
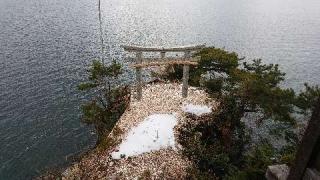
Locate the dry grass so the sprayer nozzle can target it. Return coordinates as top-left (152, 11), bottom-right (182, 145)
top-left (62, 83), bottom-right (218, 179)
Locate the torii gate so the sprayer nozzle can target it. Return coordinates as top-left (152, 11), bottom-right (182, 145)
top-left (122, 45), bottom-right (205, 101)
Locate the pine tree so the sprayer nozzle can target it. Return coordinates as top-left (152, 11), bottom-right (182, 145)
top-left (78, 60), bottom-right (130, 144)
top-left (174, 47), bottom-right (320, 179)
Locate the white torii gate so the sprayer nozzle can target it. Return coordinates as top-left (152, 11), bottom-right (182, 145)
top-left (122, 44), bottom-right (205, 100)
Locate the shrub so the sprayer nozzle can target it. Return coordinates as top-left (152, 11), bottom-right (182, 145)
top-left (79, 60), bottom-right (130, 145)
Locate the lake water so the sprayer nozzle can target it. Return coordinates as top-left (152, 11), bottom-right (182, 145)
top-left (0, 0), bottom-right (320, 179)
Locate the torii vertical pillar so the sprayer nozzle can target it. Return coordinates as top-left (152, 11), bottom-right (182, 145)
top-left (182, 51), bottom-right (191, 98)
top-left (135, 52), bottom-right (143, 100)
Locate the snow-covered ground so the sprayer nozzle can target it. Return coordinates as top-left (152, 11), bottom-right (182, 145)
top-left (111, 103), bottom-right (213, 159)
top-left (111, 114), bottom-right (178, 159)
top-left (182, 103), bottom-right (212, 116)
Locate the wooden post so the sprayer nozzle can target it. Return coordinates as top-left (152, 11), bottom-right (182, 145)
top-left (315, 147), bottom-right (320, 172)
top-left (287, 98), bottom-right (320, 180)
top-left (136, 52), bottom-right (143, 100)
top-left (182, 51), bottom-right (191, 98)
top-left (308, 133), bottom-right (320, 172)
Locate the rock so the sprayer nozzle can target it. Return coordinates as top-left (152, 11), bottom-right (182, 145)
top-left (266, 164), bottom-right (289, 180)
top-left (109, 161), bottom-right (114, 166)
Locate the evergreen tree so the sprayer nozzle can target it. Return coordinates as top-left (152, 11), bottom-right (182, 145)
top-left (173, 47), bottom-right (320, 179)
top-left (78, 60), bottom-right (130, 144)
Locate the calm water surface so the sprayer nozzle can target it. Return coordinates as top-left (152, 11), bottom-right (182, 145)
top-left (1, 0), bottom-right (320, 179)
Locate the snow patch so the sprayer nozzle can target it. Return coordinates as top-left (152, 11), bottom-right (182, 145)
top-left (182, 104), bottom-right (212, 116)
top-left (111, 114), bottom-right (178, 159)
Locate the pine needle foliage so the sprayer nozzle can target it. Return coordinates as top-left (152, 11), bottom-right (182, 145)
top-left (78, 60), bottom-right (130, 145)
top-left (172, 47), bottom-right (320, 179)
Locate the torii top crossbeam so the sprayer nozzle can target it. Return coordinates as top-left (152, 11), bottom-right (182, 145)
top-left (122, 44), bottom-right (205, 52)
